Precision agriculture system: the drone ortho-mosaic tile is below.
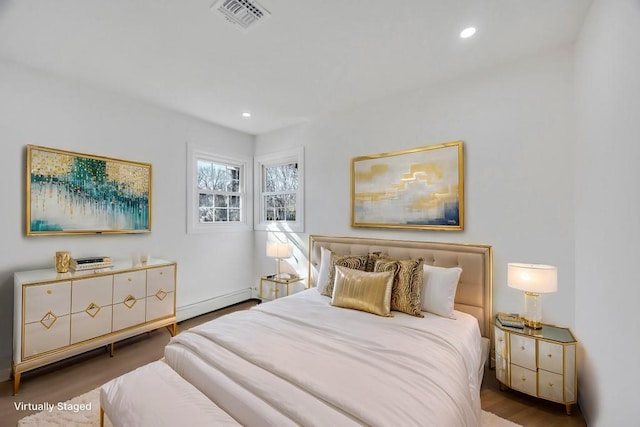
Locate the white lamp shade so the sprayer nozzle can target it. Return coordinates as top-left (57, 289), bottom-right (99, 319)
top-left (507, 263), bottom-right (558, 294)
top-left (266, 241), bottom-right (292, 259)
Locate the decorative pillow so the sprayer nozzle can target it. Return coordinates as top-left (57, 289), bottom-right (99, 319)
top-left (365, 252), bottom-right (390, 272)
top-left (315, 246), bottom-right (333, 295)
top-left (422, 264), bottom-right (463, 318)
top-left (374, 258), bottom-right (424, 317)
top-left (321, 254), bottom-right (368, 297)
top-left (330, 266), bottom-right (394, 317)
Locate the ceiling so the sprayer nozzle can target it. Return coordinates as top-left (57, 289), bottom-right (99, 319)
top-left (0, 0), bottom-right (592, 135)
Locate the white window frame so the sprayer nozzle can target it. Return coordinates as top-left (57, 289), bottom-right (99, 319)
top-left (254, 147), bottom-right (304, 232)
top-left (187, 143), bottom-right (252, 233)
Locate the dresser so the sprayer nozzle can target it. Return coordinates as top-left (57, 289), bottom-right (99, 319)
top-left (494, 319), bottom-right (577, 414)
top-left (12, 259), bottom-right (177, 394)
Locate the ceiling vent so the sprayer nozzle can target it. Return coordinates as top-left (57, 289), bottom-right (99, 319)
top-left (210, 0), bottom-right (271, 31)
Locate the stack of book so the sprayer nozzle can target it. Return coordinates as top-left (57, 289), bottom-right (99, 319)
top-left (496, 312), bottom-right (525, 329)
top-left (70, 257), bottom-right (113, 271)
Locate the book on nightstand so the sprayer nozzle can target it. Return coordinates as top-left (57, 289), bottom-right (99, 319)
top-left (497, 312), bottom-right (525, 329)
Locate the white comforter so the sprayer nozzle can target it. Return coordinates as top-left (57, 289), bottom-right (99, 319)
top-left (165, 289), bottom-right (482, 427)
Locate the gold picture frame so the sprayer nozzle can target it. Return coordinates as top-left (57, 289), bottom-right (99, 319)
top-left (351, 141), bottom-right (464, 231)
top-left (26, 145), bottom-right (152, 235)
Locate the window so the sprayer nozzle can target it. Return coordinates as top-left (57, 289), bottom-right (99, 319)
top-left (187, 144), bottom-right (252, 233)
top-left (254, 147), bottom-right (304, 232)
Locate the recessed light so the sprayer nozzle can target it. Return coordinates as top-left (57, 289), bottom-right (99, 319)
top-left (460, 27), bottom-right (476, 39)
top-left (241, 111), bottom-right (252, 118)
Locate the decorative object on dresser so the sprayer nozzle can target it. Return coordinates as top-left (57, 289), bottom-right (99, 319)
top-left (266, 239), bottom-right (292, 279)
top-left (496, 312), bottom-right (525, 329)
top-left (54, 251), bottom-right (71, 273)
top-left (494, 318), bottom-right (577, 415)
top-left (26, 145), bottom-right (152, 236)
top-left (507, 263), bottom-right (558, 329)
top-left (70, 256), bottom-right (114, 271)
top-left (12, 258), bottom-right (177, 395)
top-left (351, 140), bottom-right (464, 231)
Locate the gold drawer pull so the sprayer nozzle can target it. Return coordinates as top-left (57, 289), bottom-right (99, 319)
top-left (128, 277), bottom-right (132, 282)
top-left (520, 346), bottom-right (525, 351)
top-left (547, 354), bottom-right (553, 358)
top-left (521, 376), bottom-right (526, 382)
top-left (123, 294), bottom-right (137, 309)
top-left (548, 382), bottom-right (554, 387)
top-left (47, 290), bottom-right (52, 295)
top-left (498, 337), bottom-right (503, 342)
top-left (40, 311), bottom-right (58, 329)
top-left (160, 271), bottom-right (164, 275)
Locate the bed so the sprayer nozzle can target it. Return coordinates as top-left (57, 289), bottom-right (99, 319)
top-left (162, 235), bottom-right (493, 426)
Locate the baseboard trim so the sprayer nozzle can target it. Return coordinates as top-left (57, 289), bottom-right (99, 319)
top-left (176, 288), bottom-right (252, 322)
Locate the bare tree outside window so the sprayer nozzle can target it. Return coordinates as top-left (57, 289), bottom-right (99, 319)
top-left (198, 160), bottom-right (241, 223)
top-left (263, 163), bottom-right (297, 222)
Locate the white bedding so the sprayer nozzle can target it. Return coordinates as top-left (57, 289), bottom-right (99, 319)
top-left (165, 289), bottom-right (483, 426)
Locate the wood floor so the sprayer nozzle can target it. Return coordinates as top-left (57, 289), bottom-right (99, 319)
top-left (1, 300), bottom-right (586, 427)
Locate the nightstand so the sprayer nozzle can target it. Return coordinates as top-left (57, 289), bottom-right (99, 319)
top-left (494, 318), bottom-right (577, 415)
top-left (259, 275), bottom-right (304, 301)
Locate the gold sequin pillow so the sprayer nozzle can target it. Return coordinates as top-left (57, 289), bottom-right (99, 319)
top-left (331, 266), bottom-right (394, 317)
top-left (374, 258), bottom-right (424, 317)
top-left (321, 254), bottom-right (368, 297)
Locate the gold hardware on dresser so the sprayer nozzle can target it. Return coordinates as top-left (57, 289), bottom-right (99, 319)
top-left (12, 259), bottom-right (177, 395)
top-left (494, 318), bottom-right (577, 415)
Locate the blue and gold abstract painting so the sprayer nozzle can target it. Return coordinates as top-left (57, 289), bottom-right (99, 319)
top-left (27, 145), bottom-right (152, 235)
top-left (351, 141), bottom-right (463, 231)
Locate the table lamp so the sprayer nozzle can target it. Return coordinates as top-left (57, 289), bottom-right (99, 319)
top-left (266, 241), bottom-right (292, 279)
top-left (507, 263), bottom-right (558, 329)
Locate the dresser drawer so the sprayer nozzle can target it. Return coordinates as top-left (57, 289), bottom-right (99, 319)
top-left (23, 314), bottom-right (71, 358)
top-left (71, 305), bottom-right (113, 344)
top-left (24, 281), bottom-right (71, 324)
top-left (510, 364), bottom-right (537, 396)
top-left (538, 340), bottom-right (563, 374)
top-left (146, 265), bottom-right (176, 295)
top-left (112, 295), bottom-right (146, 331)
top-left (495, 354), bottom-right (509, 385)
top-left (538, 369), bottom-right (564, 402)
top-left (71, 275), bottom-right (113, 313)
top-left (494, 326), bottom-right (507, 358)
top-left (510, 334), bottom-right (536, 370)
top-left (146, 291), bottom-right (175, 321)
top-left (113, 270), bottom-right (146, 302)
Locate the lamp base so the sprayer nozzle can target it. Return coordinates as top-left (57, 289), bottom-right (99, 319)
top-left (523, 291), bottom-right (543, 329)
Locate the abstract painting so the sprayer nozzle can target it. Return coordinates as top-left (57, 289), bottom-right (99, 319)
top-left (351, 141), bottom-right (464, 231)
top-left (26, 145), bottom-right (152, 235)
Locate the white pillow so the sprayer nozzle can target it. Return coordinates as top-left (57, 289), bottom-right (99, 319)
top-left (422, 264), bottom-right (462, 318)
top-left (315, 246), bottom-right (333, 295)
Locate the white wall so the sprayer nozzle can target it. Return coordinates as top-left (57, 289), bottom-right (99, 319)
top-left (256, 47), bottom-right (576, 331)
top-left (574, 0), bottom-right (640, 425)
top-left (0, 59), bottom-right (255, 374)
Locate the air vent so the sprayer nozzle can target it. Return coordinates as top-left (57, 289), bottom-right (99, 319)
top-left (211, 0), bottom-right (271, 31)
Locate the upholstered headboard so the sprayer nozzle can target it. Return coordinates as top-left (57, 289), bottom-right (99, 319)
top-left (308, 235), bottom-right (493, 338)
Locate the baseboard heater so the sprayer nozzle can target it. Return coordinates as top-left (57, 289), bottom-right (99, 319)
top-left (176, 288), bottom-right (252, 322)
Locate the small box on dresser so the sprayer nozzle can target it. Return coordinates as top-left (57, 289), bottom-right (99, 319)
top-left (494, 317), bottom-right (577, 415)
top-left (12, 258), bottom-right (177, 395)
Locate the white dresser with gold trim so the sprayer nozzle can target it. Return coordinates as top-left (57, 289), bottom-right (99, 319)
top-left (494, 319), bottom-right (577, 415)
top-left (12, 259), bottom-right (177, 394)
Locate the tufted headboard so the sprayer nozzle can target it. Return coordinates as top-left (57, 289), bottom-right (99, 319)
top-left (308, 235), bottom-right (493, 338)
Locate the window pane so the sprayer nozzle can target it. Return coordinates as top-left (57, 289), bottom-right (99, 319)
top-left (229, 195), bottom-right (240, 208)
top-left (229, 209), bottom-right (240, 222)
top-left (227, 179), bottom-right (239, 192)
top-left (215, 194), bottom-right (228, 207)
top-left (265, 163), bottom-right (298, 192)
top-left (199, 207), bottom-right (214, 223)
top-left (286, 206), bottom-right (296, 221)
top-left (199, 193), bottom-right (213, 207)
top-left (215, 208), bottom-right (228, 221)
top-left (197, 161), bottom-right (213, 190)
